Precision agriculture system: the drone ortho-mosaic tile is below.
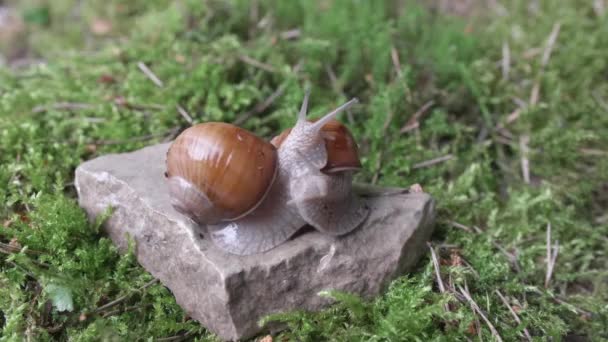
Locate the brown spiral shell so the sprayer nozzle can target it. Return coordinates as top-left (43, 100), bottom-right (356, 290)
top-left (165, 122), bottom-right (278, 224)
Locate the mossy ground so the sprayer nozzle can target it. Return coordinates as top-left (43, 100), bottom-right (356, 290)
top-left (1, 1), bottom-right (607, 341)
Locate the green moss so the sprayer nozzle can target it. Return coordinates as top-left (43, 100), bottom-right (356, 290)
top-left (1, 0), bottom-right (607, 340)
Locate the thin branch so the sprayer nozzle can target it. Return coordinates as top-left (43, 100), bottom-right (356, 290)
top-left (0, 241), bottom-right (43, 255)
top-left (428, 243), bottom-right (446, 293)
top-left (371, 109), bottom-right (395, 184)
top-left (371, 150), bottom-right (384, 185)
top-left (519, 135), bottom-right (530, 184)
top-left (93, 278), bottom-right (159, 313)
top-left (458, 285), bottom-right (504, 342)
top-left (580, 148), bottom-right (608, 156)
top-left (239, 55), bottom-right (277, 73)
top-left (593, 0), bottom-right (605, 16)
top-left (234, 84), bottom-right (286, 126)
top-left (545, 223), bottom-right (559, 288)
top-left (176, 105), bottom-right (193, 125)
top-left (428, 243), bottom-right (451, 313)
top-left (137, 62), bottom-right (164, 88)
top-left (502, 41), bottom-right (510, 80)
top-left (325, 64), bottom-right (355, 125)
top-left (32, 102), bottom-right (94, 113)
top-left (400, 100), bottom-right (435, 133)
top-left (495, 290), bottom-right (532, 341)
top-left (541, 23), bottom-right (561, 68)
top-left (592, 90), bottom-right (608, 111)
top-left (390, 46), bottom-right (403, 78)
top-left (234, 61), bottom-right (302, 125)
top-left (412, 154), bottom-right (454, 169)
top-left (530, 22), bottom-right (561, 106)
top-left (280, 29), bottom-right (301, 40)
top-left (449, 221), bottom-right (473, 233)
top-left (491, 240), bottom-right (522, 273)
top-left (93, 127), bottom-right (180, 145)
top-left (157, 330), bottom-right (196, 342)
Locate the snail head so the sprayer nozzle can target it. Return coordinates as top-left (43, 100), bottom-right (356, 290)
top-left (280, 89), bottom-right (358, 170)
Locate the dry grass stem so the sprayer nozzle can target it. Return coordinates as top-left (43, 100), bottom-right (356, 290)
top-left (239, 55), bottom-right (277, 73)
top-left (32, 102), bottom-right (94, 113)
top-left (234, 84), bottom-right (286, 125)
top-left (428, 243), bottom-right (446, 293)
top-left (541, 23), bottom-right (561, 68)
top-left (545, 222), bottom-right (559, 288)
top-left (449, 221), bottom-right (474, 233)
top-left (530, 22), bottom-right (561, 106)
top-left (280, 29), bottom-right (301, 40)
top-left (502, 41), bottom-right (510, 80)
top-left (519, 135), bottom-right (530, 184)
top-left (390, 46), bottom-right (403, 78)
top-left (94, 278), bottom-right (159, 313)
top-left (495, 290), bottom-right (532, 341)
top-left (412, 154), bottom-right (454, 169)
top-left (176, 105), bottom-right (193, 125)
top-left (325, 64), bottom-right (354, 125)
top-left (234, 60), bottom-right (302, 125)
top-left (428, 243), bottom-right (451, 313)
top-left (580, 148), bottom-right (608, 156)
top-left (400, 100), bottom-right (435, 133)
top-left (94, 127), bottom-right (180, 145)
top-left (594, 0), bottom-right (606, 15)
top-left (458, 285), bottom-right (504, 342)
top-left (137, 62), bottom-right (164, 88)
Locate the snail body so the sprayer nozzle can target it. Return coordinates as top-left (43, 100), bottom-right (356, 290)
top-left (165, 91), bottom-right (369, 255)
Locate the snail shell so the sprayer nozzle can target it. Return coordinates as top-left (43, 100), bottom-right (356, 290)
top-left (165, 91), bottom-right (369, 255)
top-left (165, 122), bottom-right (278, 224)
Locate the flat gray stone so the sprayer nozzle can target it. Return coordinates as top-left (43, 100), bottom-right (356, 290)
top-left (74, 143), bottom-right (436, 341)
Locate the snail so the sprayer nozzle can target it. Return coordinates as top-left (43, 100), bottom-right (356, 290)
top-left (165, 90), bottom-right (370, 255)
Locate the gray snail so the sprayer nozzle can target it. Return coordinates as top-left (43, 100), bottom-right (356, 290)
top-left (164, 91), bottom-right (369, 255)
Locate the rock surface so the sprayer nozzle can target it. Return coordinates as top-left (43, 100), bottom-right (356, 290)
top-left (75, 143), bottom-right (436, 341)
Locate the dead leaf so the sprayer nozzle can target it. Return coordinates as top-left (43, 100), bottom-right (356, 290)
top-left (450, 250), bottom-right (463, 267)
top-left (175, 54), bottom-right (186, 63)
top-left (90, 18), bottom-right (112, 35)
top-left (258, 335), bottom-right (273, 342)
top-left (98, 74), bottom-right (116, 84)
top-left (85, 144), bottom-right (97, 154)
top-left (9, 237), bottom-right (21, 250)
top-left (466, 321), bottom-right (477, 335)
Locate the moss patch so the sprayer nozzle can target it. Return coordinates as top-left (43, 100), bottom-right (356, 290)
top-left (1, 0), bottom-right (607, 340)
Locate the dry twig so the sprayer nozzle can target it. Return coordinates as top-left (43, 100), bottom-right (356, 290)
top-left (239, 55), bottom-right (277, 73)
top-left (495, 290), bottom-right (532, 341)
top-left (428, 243), bottom-right (446, 294)
top-left (94, 127), bottom-right (180, 145)
top-left (530, 23), bottom-right (561, 106)
top-left (390, 46), bottom-right (403, 78)
top-left (371, 110), bottom-right (395, 184)
top-left (544, 222), bottom-right (559, 288)
top-left (234, 61), bottom-right (302, 125)
top-left (32, 102), bottom-right (94, 113)
top-left (502, 41), bottom-right (510, 80)
top-left (412, 154), bottom-right (454, 169)
top-left (428, 243), bottom-right (451, 313)
top-left (325, 64), bottom-right (355, 125)
top-left (93, 278), bottom-right (159, 313)
top-left (400, 100), bottom-right (435, 133)
top-left (280, 29), bottom-right (301, 40)
top-left (458, 285), bottom-right (504, 342)
top-left (137, 62), bottom-right (164, 88)
top-left (176, 105), bottom-right (193, 125)
top-left (519, 135), bottom-right (530, 184)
